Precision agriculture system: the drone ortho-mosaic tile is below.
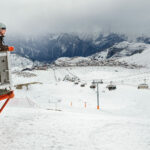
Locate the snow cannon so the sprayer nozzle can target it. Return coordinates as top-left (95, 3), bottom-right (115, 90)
top-left (0, 46), bottom-right (15, 113)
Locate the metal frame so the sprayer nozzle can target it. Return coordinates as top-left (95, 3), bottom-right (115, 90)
top-left (0, 51), bottom-right (12, 90)
top-left (0, 48), bottom-right (14, 113)
top-left (0, 91), bottom-right (14, 113)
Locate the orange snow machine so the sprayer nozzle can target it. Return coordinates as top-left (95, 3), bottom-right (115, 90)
top-left (0, 46), bottom-right (15, 113)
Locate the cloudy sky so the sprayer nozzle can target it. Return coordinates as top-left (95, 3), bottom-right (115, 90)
top-left (1, 0), bottom-right (150, 36)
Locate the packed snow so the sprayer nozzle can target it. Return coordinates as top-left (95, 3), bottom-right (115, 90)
top-left (0, 66), bottom-right (150, 150)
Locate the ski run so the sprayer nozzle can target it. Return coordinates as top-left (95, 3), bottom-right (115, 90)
top-left (1, 66), bottom-right (150, 150)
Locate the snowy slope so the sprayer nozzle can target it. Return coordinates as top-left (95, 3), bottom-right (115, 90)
top-left (2, 37), bottom-right (150, 149)
top-left (0, 66), bottom-right (150, 150)
top-left (55, 57), bottom-right (91, 66)
top-left (119, 46), bottom-right (150, 68)
top-left (11, 54), bottom-right (34, 70)
top-left (11, 54), bottom-right (43, 71)
top-left (107, 41), bottom-right (148, 58)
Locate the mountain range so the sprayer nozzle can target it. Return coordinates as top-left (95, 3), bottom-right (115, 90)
top-left (6, 32), bottom-right (150, 67)
top-left (6, 33), bottom-right (127, 62)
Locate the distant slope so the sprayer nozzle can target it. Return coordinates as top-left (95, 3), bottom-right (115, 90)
top-left (119, 46), bottom-right (150, 68)
top-left (11, 54), bottom-right (34, 69)
top-left (54, 42), bottom-right (150, 68)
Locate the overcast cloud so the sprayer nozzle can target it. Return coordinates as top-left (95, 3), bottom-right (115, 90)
top-left (1, 0), bottom-right (150, 36)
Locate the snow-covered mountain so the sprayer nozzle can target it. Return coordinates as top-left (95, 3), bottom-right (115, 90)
top-left (6, 33), bottom-right (150, 69)
top-left (54, 41), bottom-right (150, 68)
top-left (11, 54), bottom-right (41, 70)
top-left (119, 46), bottom-right (150, 67)
top-left (106, 41), bottom-right (148, 58)
top-left (90, 41), bottom-right (149, 60)
top-left (137, 36), bottom-right (150, 44)
top-left (11, 54), bottom-right (33, 69)
top-left (6, 33), bottom-right (126, 62)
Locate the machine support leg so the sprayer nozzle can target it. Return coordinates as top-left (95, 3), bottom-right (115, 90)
top-left (0, 98), bottom-right (10, 113)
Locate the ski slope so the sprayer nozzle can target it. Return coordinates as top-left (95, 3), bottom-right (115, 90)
top-left (0, 66), bottom-right (150, 150)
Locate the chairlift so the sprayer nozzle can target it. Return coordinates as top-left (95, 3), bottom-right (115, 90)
top-left (138, 79), bottom-right (149, 89)
top-left (80, 83), bottom-right (86, 87)
top-left (90, 82), bottom-right (96, 89)
top-left (74, 81), bottom-right (79, 85)
top-left (106, 81), bottom-right (116, 91)
top-left (138, 83), bottom-right (149, 89)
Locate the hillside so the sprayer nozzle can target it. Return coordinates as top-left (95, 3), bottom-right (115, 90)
top-left (119, 47), bottom-right (150, 68)
top-left (1, 66), bottom-right (150, 150)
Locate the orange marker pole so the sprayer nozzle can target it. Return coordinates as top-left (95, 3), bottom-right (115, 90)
top-left (70, 102), bottom-right (72, 107)
top-left (84, 102), bottom-right (87, 108)
top-left (97, 105), bottom-right (100, 110)
top-left (96, 83), bottom-right (100, 110)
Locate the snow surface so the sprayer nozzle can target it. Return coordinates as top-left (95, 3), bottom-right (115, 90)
top-left (111, 42), bottom-right (148, 58)
top-left (11, 54), bottom-right (33, 70)
top-left (55, 57), bottom-right (91, 66)
top-left (1, 66), bottom-right (150, 150)
top-left (119, 47), bottom-right (150, 68)
top-left (11, 54), bottom-right (42, 71)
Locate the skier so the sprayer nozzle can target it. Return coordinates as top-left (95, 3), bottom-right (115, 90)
top-left (0, 22), bottom-right (9, 51)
